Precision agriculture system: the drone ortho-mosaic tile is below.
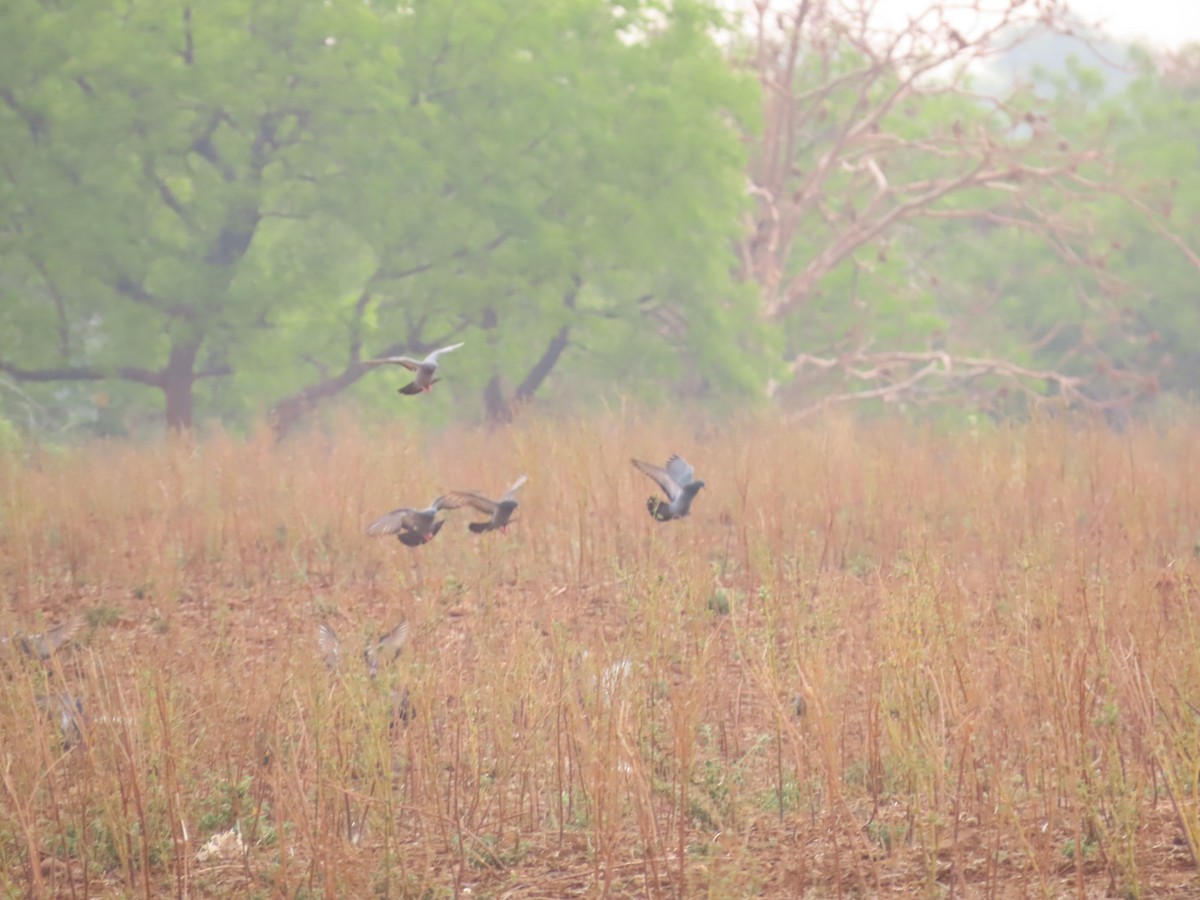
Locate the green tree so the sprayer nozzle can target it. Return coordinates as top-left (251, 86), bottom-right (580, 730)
top-left (0, 0), bottom-right (763, 436)
top-left (1086, 46), bottom-right (1200, 400)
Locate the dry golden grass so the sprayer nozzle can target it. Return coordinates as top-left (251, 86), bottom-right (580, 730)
top-left (2, 410), bottom-right (1200, 898)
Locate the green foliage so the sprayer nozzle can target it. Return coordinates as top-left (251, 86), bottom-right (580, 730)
top-left (0, 0), bottom-right (765, 435)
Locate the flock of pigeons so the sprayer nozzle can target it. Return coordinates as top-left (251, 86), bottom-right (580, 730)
top-left (361, 342), bottom-right (708, 546)
top-left (6, 341), bottom-right (712, 745)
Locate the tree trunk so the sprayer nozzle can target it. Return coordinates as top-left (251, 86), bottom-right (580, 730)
top-left (483, 374), bottom-right (511, 425)
top-left (487, 279), bottom-right (578, 423)
top-left (514, 324), bottom-right (570, 403)
top-left (161, 339), bottom-right (200, 431)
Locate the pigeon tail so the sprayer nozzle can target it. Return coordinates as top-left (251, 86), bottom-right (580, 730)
top-left (646, 496), bottom-right (674, 521)
top-left (468, 521), bottom-right (493, 533)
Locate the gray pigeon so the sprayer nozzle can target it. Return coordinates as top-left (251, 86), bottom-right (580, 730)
top-left (35, 691), bottom-right (88, 749)
top-left (316, 622), bottom-right (341, 671)
top-left (366, 498), bottom-right (451, 547)
top-left (365, 342), bottom-right (465, 395)
top-left (316, 622), bottom-right (414, 726)
top-left (1, 615), bottom-right (84, 661)
top-left (317, 620), bottom-right (411, 678)
top-left (631, 455), bottom-right (706, 521)
top-left (441, 475), bottom-right (528, 533)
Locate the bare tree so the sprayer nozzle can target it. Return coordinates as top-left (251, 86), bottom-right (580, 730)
top-left (734, 0), bottom-right (1188, 416)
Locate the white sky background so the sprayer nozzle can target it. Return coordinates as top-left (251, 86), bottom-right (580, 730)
top-left (875, 0), bottom-right (1200, 49)
top-left (1043, 0), bottom-right (1200, 47)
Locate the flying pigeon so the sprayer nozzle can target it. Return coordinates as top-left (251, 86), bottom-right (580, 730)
top-left (1, 615), bottom-right (84, 661)
top-left (441, 475), bottom-right (528, 533)
top-left (631, 455), bottom-right (706, 521)
top-left (366, 498), bottom-right (451, 547)
top-left (365, 342), bottom-right (465, 395)
top-left (317, 620), bottom-right (411, 678)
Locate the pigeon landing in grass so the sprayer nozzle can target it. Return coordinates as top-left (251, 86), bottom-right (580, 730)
top-left (366, 498), bottom-right (451, 547)
top-left (631, 455), bottom-right (706, 521)
top-left (317, 621), bottom-right (411, 678)
top-left (364, 620), bottom-right (411, 677)
top-left (1, 615), bottom-right (84, 662)
top-left (365, 342), bottom-right (465, 395)
top-left (316, 622), bottom-right (414, 726)
top-left (442, 475), bottom-right (528, 534)
top-left (35, 691), bottom-right (88, 750)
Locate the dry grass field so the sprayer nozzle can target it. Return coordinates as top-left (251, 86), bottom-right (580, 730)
top-left (1, 411), bottom-right (1199, 898)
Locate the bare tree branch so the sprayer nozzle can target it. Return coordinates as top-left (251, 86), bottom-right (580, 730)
top-left (775, 347), bottom-right (1158, 419)
top-left (733, 0), bottom-right (1193, 418)
top-left (739, 0), bottom-right (1107, 320)
top-left (29, 256), bottom-right (71, 358)
top-left (142, 158), bottom-right (195, 230)
top-left (0, 360), bottom-right (164, 388)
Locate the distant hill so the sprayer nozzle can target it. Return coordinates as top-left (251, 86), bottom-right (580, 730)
top-left (979, 16), bottom-right (1139, 95)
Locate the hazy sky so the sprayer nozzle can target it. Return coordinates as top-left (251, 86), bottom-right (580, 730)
top-left (876, 0), bottom-right (1200, 49)
top-left (1061, 0), bottom-right (1200, 47)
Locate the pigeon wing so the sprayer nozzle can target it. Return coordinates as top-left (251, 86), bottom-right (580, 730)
top-left (364, 355), bottom-right (422, 374)
top-left (317, 623), bottom-right (341, 670)
top-left (500, 475), bottom-right (529, 502)
top-left (49, 616), bottom-right (83, 651)
top-left (422, 342), bottom-right (465, 366)
top-left (28, 616), bottom-right (84, 659)
top-left (365, 356), bottom-right (422, 372)
top-left (428, 493), bottom-right (469, 513)
top-left (665, 456), bottom-right (695, 488)
top-left (375, 621), bottom-right (411, 662)
top-left (440, 491), bottom-right (499, 516)
top-left (632, 458), bottom-right (682, 502)
top-left (366, 508), bottom-right (420, 535)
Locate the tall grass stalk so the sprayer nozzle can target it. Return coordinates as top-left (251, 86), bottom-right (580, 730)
top-left (0, 412), bottom-right (1197, 896)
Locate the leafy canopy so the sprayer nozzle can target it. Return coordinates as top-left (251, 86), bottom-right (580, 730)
top-left (0, 0), bottom-right (764, 435)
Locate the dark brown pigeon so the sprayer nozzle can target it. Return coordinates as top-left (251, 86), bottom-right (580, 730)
top-left (366, 498), bottom-right (451, 547)
top-left (441, 475), bottom-right (528, 534)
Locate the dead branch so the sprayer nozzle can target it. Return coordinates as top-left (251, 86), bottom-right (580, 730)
top-left (774, 346), bottom-right (1158, 419)
top-left (732, 0), bottom-right (1195, 418)
top-left (737, 0), bottom-right (1113, 320)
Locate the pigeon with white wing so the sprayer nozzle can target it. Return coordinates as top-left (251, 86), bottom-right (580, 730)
top-left (365, 342), bottom-right (465, 395)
